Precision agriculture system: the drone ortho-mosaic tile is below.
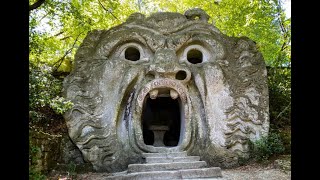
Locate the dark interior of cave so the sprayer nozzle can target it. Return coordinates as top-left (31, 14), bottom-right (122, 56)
top-left (142, 97), bottom-right (181, 147)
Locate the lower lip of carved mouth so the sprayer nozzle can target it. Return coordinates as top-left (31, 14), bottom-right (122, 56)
top-left (141, 88), bottom-right (183, 147)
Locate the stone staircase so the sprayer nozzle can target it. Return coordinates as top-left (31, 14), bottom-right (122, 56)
top-left (106, 151), bottom-right (222, 179)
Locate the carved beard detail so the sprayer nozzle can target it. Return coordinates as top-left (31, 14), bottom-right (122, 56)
top-left (63, 10), bottom-right (269, 172)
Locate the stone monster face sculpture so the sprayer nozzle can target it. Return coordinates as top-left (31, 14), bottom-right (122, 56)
top-left (63, 9), bottom-right (269, 172)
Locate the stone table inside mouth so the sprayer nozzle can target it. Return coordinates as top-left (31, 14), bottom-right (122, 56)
top-left (148, 125), bottom-right (170, 147)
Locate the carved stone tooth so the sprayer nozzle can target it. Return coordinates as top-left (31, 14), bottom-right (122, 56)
top-left (170, 89), bottom-right (179, 99)
top-left (149, 89), bottom-right (158, 99)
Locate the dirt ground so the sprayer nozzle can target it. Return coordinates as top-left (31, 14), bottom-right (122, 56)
top-left (48, 155), bottom-right (291, 180)
top-left (221, 161), bottom-right (291, 180)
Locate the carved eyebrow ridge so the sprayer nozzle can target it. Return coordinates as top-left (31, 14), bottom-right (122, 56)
top-left (124, 24), bottom-right (163, 35)
top-left (167, 32), bottom-right (212, 51)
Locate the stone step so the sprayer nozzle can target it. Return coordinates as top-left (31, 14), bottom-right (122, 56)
top-left (179, 167), bottom-right (222, 179)
top-left (128, 161), bottom-right (207, 173)
top-left (146, 156), bottom-right (201, 163)
top-left (106, 167), bottom-right (222, 180)
top-left (142, 151), bottom-right (187, 158)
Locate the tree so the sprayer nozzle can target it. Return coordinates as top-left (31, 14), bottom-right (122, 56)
top-left (30, 0), bottom-right (290, 70)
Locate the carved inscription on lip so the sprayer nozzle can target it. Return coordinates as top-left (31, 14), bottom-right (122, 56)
top-left (137, 79), bottom-right (187, 107)
top-left (142, 87), bottom-right (149, 93)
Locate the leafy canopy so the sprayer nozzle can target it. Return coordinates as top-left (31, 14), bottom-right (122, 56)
top-left (29, 0), bottom-right (291, 69)
top-left (29, 0), bottom-right (291, 129)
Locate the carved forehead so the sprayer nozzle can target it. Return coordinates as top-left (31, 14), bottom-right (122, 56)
top-left (125, 12), bottom-right (221, 35)
top-left (144, 12), bottom-right (188, 29)
top-left (95, 13), bottom-right (224, 55)
top-left (77, 10), bottom-right (228, 61)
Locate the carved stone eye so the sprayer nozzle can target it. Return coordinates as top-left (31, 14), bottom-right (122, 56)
top-left (111, 42), bottom-right (151, 62)
top-left (125, 47), bottom-right (140, 61)
top-left (178, 44), bottom-right (209, 65)
top-left (187, 49), bottom-right (203, 64)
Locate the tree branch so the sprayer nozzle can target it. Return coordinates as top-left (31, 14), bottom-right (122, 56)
top-left (275, 1), bottom-right (290, 54)
top-left (97, 0), bottom-right (119, 20)
top-left (276, 0), bottom-right (288, 35)
top-left (52, 32), bottom-right (83, 72)
top-left (54, 31), bottom-right (64, 37)
top-left (60, 36), bottom-right (72, 41)
top-left (275, 102), bottom-right (291, 121)
top-left (29, 0), bottom-right (46, 11)
top-left (39, 11), bottom-right (50, 22)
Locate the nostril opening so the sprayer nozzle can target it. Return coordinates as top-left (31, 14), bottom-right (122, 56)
top-left (175, 70), bottom-right (187, 80)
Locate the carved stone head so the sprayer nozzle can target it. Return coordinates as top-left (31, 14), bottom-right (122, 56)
top-left (63, 8), bottom-right (269, 172)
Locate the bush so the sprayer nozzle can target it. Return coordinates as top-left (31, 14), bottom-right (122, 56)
top-left (279, 127), bottom-right (291, 154)
top-left (267, 66), bottom-right (291, 154)
top-left (29, 62), bottom-right (73, 123)
top-left (29, 61), bottom-right (73, 178)
top-left (268, 67), bottom-right (291, 129)
top-left (29, 169), bottom-right (46, 180)
top-left (250, 131), bottom-right (285, 161)
top-left (67, 161), bottom-right (77, 177)
top-left (29, 143), bottom-right (46, 180)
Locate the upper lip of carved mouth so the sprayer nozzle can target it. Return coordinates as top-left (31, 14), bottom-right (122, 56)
top-left (149, 88), bottom-right (179, 99)
top-left (137, 78), bottom-right (188, 107)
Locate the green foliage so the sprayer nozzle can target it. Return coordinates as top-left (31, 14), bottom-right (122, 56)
top-left (29, 0), bottom-right (139, 69)
top-left (67, 161), bottom-right (77, 177)
top-left (29, 0), bottom-right (291, 68)
top-left (29, 142), bottom-right (46, 180)
top-left (250, 131), bottom-right (285, 161)
top-left (29, 168), bottom-right (46, 180)
top-left (238, 156), bottom-right (250, 166)
top-left (267, 65), bottom-right (291, 154)
top-left (29, 62), bottom-right (73, 123)
top-left (29, 144), bottom-right (41, 165)
top-left (146, 0), bottom-right (291, 67)
top-left (50, 97), bottom-right (74, 115)
top-left (268, 67), bottom-right (291, 128)
top-left (279, 127), bottom-right (291, 154)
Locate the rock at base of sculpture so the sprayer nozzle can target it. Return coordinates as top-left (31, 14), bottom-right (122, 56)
top-left (63, 8), bottom-right (269, 172)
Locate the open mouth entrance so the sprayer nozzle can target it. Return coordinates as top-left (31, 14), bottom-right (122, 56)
top-left (142, 97), bottom-right (181, 147)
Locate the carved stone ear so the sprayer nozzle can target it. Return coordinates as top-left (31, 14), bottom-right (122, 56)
top-left (184, 8), bottom-right (210, 22)
top-left (126, 12), bottom-right (145, 22)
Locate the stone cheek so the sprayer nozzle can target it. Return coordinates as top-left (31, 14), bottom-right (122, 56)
top-left (201, 65), bottom-right (234, 147)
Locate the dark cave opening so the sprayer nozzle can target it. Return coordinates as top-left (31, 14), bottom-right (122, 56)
top-left (141, 97), bottom-right (181, 147)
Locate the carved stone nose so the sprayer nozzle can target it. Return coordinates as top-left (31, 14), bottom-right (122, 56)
top-left (175, 69), bottom-right (190, 80)
top-left (156, 68), bottom-right (191, 83)
top-left (154, 49), bottom-right (177, 63)
top-left (148, 49), bottom-right (191, 83)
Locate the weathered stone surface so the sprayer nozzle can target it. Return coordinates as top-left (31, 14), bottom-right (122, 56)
top-left (180, 167), bottom-right (222, 179)
top-left (60, 135), bottom-right (85, 165)
top-left (63, 8), bottom-right (269, 172)
top-left (142, 152), bottom-right (187, 158)
top-left (106, 168), bottom-right (222, 180)
top-left (128, 161), bottom-right (207, 173)
top-left (145, 156), bottom-right (200, 163)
